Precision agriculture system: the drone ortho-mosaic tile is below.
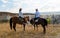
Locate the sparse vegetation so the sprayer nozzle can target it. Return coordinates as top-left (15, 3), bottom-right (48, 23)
top-left (0, 20), bottom-right (9, 23)
top-left (0, 22), bottom-right (60, 38)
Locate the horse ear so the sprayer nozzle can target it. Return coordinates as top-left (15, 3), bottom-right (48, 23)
top-left (25, 16), bottom-right (29, 18)
top-left (26, 16), bottom-right (29, 21)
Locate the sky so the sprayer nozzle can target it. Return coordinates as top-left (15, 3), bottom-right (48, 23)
top-left (0, 0), bottom-right (60, 13)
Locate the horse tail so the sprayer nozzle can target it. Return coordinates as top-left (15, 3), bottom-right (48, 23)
top-left (10, 18), bottom-right (12, 30)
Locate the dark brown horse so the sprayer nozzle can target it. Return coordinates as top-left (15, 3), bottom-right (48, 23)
top-left (9, 16), bottom-right (29, 31)
top-left (30, 18), bottom-right (48, 34)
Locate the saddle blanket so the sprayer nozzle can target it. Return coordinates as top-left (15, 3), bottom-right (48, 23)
top-left (35, 19), bottom-right (38, 22)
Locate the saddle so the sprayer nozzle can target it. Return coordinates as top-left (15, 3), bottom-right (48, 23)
top-left (19, 17), bottom-right (24, 22)
top-left (34, 18), bottom-right (39, 22)
top-left (35, 19), bottom-right (39, 22)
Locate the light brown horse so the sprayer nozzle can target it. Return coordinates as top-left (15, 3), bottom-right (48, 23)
top-left (9, 16), bottom-right (29, 31)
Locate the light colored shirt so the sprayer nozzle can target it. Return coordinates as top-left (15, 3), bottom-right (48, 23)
top-left (19, 11), bottom-right (24, 18)
top-left (35, 11), bottom-right (40, 18)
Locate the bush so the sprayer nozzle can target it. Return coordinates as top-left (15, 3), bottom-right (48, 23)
top-left (46, 18), bottom-right (51, 24)
top-left (0, 20), bottom-right (9, 23)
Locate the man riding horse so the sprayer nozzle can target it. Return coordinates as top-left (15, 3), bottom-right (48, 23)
top-left (34, 9), bottom-right (40, 22)
top-left (30, 9), bottom-right (48, 34)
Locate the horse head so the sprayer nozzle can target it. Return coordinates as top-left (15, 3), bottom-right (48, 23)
top-left (24, 16), bottom-right (30, 23)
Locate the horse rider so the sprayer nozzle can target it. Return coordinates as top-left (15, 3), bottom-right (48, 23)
top-left (34, 9), bottom-right (40, 22)
top-left (19, 8), bottom-right (24, 21)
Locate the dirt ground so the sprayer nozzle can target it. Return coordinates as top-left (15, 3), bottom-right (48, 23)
top-left (0, 22), bottom-right (60, 38)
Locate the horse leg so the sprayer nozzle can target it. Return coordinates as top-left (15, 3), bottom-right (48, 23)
top-left (23, 24), bottom-right (25, 31)
top-left (42, 25), bottom-right (46, 34)
top-left (36, 25), bottom-right (38, 31)
top-left (34, 24), bottom-right (35, 30)
top-left (13, 23), bottom-right (16, 31)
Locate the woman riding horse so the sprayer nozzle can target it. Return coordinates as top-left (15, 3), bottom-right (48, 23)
top-left (10, 16), bottom-right (29, 31)
top-left (10, 8), bottom-right (29, 31)
top-left (19, 8), bottom-right (24, 21)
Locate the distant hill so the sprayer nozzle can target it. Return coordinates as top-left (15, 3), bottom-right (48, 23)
top-left (0, 11), bottom-right (60, 15)
top-left (0, 12), bottom-right (35, 15)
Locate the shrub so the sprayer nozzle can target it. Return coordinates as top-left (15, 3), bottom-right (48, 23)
top-left (46, 18), bottom-right (51, 24)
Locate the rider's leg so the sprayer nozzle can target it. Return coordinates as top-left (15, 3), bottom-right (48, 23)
top-left (19, 16), bottom-right (22, 18)
top-left (34, 18), bottom-right (37, 21)
top-left (19, 16), bottom-right (22, 20)
top-left (34, 17), bottom-right (40, 22)
top-left (37, 17), bottom-right (40, 19)
top-left (19, 16), bottom-right (23, 21)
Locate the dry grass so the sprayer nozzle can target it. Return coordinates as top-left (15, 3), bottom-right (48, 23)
top-left (0, 22), bottom-right (60, 38)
